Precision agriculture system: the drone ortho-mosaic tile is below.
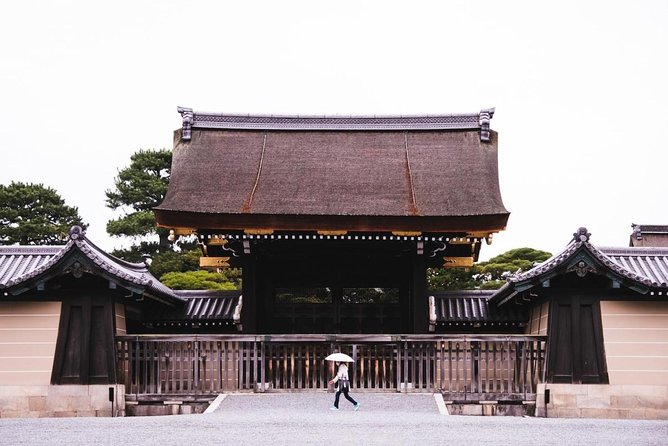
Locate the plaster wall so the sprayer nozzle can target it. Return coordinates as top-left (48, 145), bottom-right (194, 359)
top-left (600, 300), bottom-right (668, 385)
top-left (0, 301), bottom-right (61, 386)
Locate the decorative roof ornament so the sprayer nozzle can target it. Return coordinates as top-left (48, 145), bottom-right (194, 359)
top-left (479, 108), bottom-right (495, 142)
top-left (569, 259), bottom-right (597, 278)
top-left (177, 106), bottom-right (194, 140)
top-left (573, 227), bottom-right (591, 243)
top-left (69, 225), bottom-right (84, 241)
top-left (66, 260), bottom-right (86, 279)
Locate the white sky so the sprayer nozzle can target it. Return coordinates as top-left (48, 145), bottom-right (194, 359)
top-left (1, 0), bottom-right (667, 261)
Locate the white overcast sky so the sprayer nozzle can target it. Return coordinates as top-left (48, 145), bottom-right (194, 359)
top-left (1, 0), bottom-right (667, 260)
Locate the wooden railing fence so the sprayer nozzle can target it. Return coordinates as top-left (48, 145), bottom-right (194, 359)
top-left (116, 335), bottom-right (546, 400)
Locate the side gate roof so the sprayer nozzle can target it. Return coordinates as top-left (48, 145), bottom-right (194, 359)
top-left (0, 226), bottom-right (182, 305)
top-left (491, 227), bottom-right (668, 306)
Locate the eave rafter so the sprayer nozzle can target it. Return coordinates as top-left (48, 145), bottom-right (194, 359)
top-left (187, 227), bottom-right (490, 270)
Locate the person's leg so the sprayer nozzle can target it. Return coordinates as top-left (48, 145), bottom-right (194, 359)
top-left (342, 387), bottom-right (357, 406)
top-left (333, 389), bottom-right (342, 408)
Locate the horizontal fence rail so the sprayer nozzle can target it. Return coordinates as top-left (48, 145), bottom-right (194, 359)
top-left (116, 335), bottom-right (546, 401)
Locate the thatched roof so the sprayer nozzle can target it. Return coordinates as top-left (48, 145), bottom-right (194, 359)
top-left (155, 108), bottom-right (509, 233)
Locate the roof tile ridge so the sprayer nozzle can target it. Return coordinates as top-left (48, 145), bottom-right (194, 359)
top-left (177, 106), bottom-right (495, 140)
top-left (74, 238), bottom-right (152, 286)
top-left (600, 246), bottom-right (668, 255)
top-left (73, 230), bottom-right (150, 272)
top-left (586, 241), bottom-right (657, 287)
top-left (509, 241), bottom-right (581, 283)
top-left (70, 229), bottom-right (184, 300)
top-left (0, 245), bottom-right (63, 254)
top-left (188, 110), bottom-right (486, 120)
top-left (2, 241), bottom-right (73, 288)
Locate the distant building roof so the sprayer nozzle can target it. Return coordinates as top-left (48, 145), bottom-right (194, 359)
top-left (154, 107), bottom-right (509, 234)
top-left (630, 224), bottom-right (668, 247)
top-left (0, 226), bottom-right (182, 305)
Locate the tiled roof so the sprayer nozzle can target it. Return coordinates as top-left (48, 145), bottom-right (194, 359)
top-left (491, 227), bottom-right (668, 305)
top-left (429, 291), bottom-right (528, 327)
top-left (600, 247), bottom-right (668, 287)
top-left (0, 246), bottom-right (62, 287)
top-left (149, 290), bottom-right (241, 323)
top-left (506, 242), bottom-right (654, 288)
top-left (174, 290), bottom-right (241, 321)
top-left (0, 227), bottom-right (182, 304)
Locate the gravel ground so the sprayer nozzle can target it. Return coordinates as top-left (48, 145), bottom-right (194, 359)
top-left (0, 393), bottom-right (666, 445)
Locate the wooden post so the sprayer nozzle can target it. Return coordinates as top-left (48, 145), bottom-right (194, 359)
top-left (241, 254), bottom-right (258, 333)
top-left (411, 252), bottom-right (428, 333)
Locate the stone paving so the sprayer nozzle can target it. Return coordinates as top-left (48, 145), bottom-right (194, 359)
top-left (0, 392), bottom-right (666, 445)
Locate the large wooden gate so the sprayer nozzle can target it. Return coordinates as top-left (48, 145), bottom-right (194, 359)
top-left (116, 335), bottom-right (546, 401)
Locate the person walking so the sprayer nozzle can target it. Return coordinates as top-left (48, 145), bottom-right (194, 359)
top-left (328, 362), bottom-right (360, 411)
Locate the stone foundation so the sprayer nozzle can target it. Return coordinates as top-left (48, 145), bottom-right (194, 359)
top-left (446, 401), bottom-right (535, 416)
top-left (536, 383), bottom-right (668, 419)
top-left (126, 401), bottom-right (209, 416)
top-left (0, 384), bottom-right (125, 418)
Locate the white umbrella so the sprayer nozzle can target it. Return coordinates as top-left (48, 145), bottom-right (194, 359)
top-left (325, 352), bottom-right (354, 362)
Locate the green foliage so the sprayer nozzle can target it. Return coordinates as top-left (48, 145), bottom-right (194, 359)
top-left (110, 242), bottom-right (161, 263)
top-left (427, 247), bottom-right (552, 291)
top-left (106, 210), bottom-right (157, 239)
top-left (427, 267), bottom-right (482, 290)
top-left (105, 149), bottom-right (172, 211)
top-left (477, 247), bottom-right (552, 281)
top-left (109, 243), bottom-right (240, 289)
top-left (105, 149), bottom-right (171, 242)
top-left (0, 182), bottom-right (87, 245)
top-left (479, 280), bottom-right (506, 290)
top-left (149, 248), bottom-right (201, 278)
top-left (342, 288), bottom-right (400, 304)
top-left (276, 288), bottom-right (332, 304)
top-left (160, 270), bottom-right (240, 290)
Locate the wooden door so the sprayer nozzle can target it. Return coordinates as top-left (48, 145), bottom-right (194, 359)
top-left (51, 295), bottom-right (116, 384)
top-left (547, 295), bottom-right (608, 383)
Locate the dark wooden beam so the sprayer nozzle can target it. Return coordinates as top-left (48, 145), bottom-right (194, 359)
top-left (411, 251), bottom-right (428, 334)
top-left (155, 210), bottom-right (508, 234)
top-left (241, 255), bottom-right (258, 333)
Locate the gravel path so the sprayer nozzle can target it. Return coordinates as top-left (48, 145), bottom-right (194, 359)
top-left (0, 393), bottom-right (666, 445)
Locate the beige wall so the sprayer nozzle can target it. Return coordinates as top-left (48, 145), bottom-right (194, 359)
top-left (600, 300), bottom-right (668, 385)
top-left (115, 303), bottom-right (126, 335)
top-left (0, 302), bottom-right (61, 386)
top-left (526, 301), bottom-right (549, 335)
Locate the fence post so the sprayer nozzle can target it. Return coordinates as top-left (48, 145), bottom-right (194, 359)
top-left (194, 338), bottom-right (200, 396)
top-left (261, 338), bottom-right (266, 392)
